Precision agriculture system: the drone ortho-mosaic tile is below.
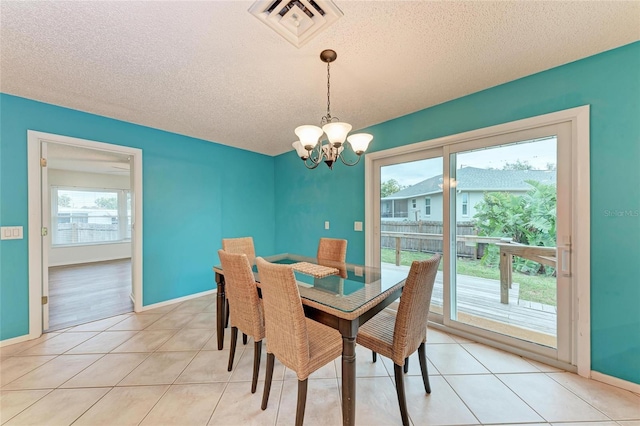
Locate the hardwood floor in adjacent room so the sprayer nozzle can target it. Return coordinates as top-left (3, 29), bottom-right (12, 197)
top-left (48, 259), bottom-right (133, 331)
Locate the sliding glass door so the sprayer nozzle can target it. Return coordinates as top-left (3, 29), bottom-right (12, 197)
top-left (368, 118), bottom-right (575, 364)
top-left (376, 153), bottom-right (444, 317)
top-left (445, 122), bottom-right (571, 362)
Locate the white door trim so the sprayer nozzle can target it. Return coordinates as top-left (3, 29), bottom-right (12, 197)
top-left (364, 105), bottom-right (590, 375)
top-left (41, 142), bottom-right (50, 331)
top-left (27, 130), bottom-right (143, 338)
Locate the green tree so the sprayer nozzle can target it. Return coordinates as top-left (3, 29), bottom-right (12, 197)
top-left (58, 194), bottom-right (71, 207)
top-left (95, 197), bottom-right (117, 209)
top-left (473, 180), bottom-right (556, 274)
top-left (502, 159), bottom-right (534, 170)
top-left (381, 179), bottom-right (406, 197)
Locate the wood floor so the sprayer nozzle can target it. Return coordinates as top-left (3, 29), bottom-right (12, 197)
top-left (382, 263), bottom-right (557, 347)
top-left (48, 259), bottom-right (133, 331)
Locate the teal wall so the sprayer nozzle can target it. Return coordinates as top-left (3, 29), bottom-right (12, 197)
top-left (275, 42), bottom-right (640, 384)
top-left (0, 94), bottom-right (275, 340)
top-left (1, 42), bottom-right (638, 385)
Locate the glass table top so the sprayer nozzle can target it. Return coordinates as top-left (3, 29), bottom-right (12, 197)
top-left (216, 253), bottom-right (406, 314)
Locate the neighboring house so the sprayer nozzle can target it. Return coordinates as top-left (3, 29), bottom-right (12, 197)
top-left (381, 167), bottom-right (556, 222)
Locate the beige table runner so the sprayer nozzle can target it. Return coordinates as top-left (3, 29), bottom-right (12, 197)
top-left (291, 262), bottom-right (339, 278)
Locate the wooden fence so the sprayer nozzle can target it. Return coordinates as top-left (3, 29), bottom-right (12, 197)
top-left (381, 221), bottom-right (482, 258)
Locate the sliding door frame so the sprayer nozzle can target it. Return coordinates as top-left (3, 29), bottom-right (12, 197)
top-left (364, 105), bottom-right (590, 376)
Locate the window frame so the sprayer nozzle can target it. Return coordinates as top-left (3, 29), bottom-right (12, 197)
top-left (461, 192), bottom-right (469, 217)
top-left (51, 186), bottom-right (132, 247)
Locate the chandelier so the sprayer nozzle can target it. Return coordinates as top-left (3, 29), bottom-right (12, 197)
top-left (292, 49), bottom-right (373, 169)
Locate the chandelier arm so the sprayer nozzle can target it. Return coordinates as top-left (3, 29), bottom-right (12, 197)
top-left (338, 151), bottom-right (362, 167)
top-left (303, 158), bottom-right (322, 169)
top-left (307, 143), bottom-right (323, 163)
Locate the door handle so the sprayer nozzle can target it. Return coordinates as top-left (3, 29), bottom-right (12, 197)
top-left (560, 248), bottom-right (571, 277)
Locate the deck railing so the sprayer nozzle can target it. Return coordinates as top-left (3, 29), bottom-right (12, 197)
top-left (496, 242), bottom-right (556, 304)
top-left (381, 231), bottom-right (506, 266)
top-left (381, 231), bottom-right (557, 304)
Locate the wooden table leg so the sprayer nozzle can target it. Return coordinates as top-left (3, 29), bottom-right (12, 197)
top-left (215, 272), bottom-right (226, 350)
top-left (340, 321), bottom-right (357, 426)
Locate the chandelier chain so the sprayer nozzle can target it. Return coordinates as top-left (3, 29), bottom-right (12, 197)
top-left (326, 61), bottom-right (331, 120)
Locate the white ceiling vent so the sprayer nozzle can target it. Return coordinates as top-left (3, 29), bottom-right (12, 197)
top-left (248, 0), bottom-right (343, 48)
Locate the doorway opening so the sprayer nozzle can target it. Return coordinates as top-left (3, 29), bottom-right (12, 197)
top-left (46, 143), bottom-right (134, 330)
top-left (27, 131), bottom-right (143, 337)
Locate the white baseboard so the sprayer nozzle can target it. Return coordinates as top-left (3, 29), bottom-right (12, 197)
top-left (138, 289), bottom-right (217, 312)
top-left (590, 370), bottom-right (640, 394)
top-left (0, 332), bottom-right (38, 348)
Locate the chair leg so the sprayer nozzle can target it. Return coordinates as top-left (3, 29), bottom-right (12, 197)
top-left (404, 357), bottom-right (409, 373)
top-left (227, 326), bottom-right (238, 372)
top-left (243, 333), bottom-right (248, 345)
top-left (418, 342), bottom-right (431, 394)
top-left (372, 351), bottom-right (377, 363)
top-left (261, 353), bottom-right (275, 410)
top-left (393, 363), bottom-right (410, 426)
top-left (225, 299), bottom-right (230, 328)
top-left (295, 379), bottom-right (308, 426)
top-left (251, 340), bottom-right (262, 394)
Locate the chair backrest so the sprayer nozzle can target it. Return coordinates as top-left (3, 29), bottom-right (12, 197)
top-left (393, 254), bottom-right (441, 362)
top-left (317, 238), bottom-right (347, 262)
top-left (256, 257), bottom-right (309, 372)
top-left (222, 237), bottom-right (256, 266)
top-left (218, 250), bottom-right (263, 339)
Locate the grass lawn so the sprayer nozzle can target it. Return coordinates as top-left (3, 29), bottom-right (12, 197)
top-left (381, 248), bottom-right (556, 306)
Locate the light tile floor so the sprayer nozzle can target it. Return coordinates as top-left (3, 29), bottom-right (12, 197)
top-left (1, 293), bottom-right (639, 426)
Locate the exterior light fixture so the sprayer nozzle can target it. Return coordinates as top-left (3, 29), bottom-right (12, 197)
top-left (292, 49), bottom-right (373, 169)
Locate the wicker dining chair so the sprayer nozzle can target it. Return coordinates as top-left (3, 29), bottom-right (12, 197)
top-left (317, 237), bottom-right (347, 262)
top-left (221, 237), bottom-right (256, 341)
top-left (222, 237), bottom-right (256, 266)
top-left (218, 249), bottom-right (265, 393)
top-left (256, 257), bottom-right (343, 426)
top-left (356, 254), bottom-right (441, 426)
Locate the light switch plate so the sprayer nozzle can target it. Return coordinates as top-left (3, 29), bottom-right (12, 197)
top-left (354, 221), bottom-right (363, 231)
top-left (324, 221), bottom-right (330, 230)
top-left (1, 226), bottom-right (24, 240)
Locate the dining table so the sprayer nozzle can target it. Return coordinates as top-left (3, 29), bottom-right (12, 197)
top-left (212, 253), bottom-right (407, 426)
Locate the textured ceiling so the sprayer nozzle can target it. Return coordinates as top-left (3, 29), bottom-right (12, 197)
top-left (1, 1), bottom-right (638, 156)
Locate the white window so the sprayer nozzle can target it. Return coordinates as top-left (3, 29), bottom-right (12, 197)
top-left (425, 197), bottom-right (431, 216)
top-left (412, 198), bottom-right (417, 209)
top-left (461, 192), bottom-right (468, 216)
top-left (52, 187), bottom-right (131, 246)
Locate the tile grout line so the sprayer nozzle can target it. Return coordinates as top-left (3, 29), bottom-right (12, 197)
top-left (429, 338), bottom-right (482, 424)
top-left (541, 370), bottom-right (618, 422)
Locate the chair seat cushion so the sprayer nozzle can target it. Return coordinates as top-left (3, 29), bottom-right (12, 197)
top-left (301, 318), bottom-right (343, 380)
top-left (356, 309), bottom-right (398, 364)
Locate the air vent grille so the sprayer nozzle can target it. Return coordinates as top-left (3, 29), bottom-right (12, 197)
top-left (249, 0), bottom-right (343, 48)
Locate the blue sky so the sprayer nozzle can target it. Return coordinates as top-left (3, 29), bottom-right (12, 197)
top-left (381, 137), bottom-right (556, 186)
